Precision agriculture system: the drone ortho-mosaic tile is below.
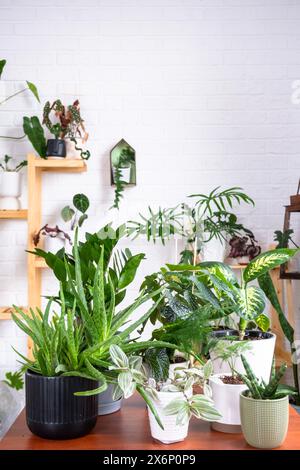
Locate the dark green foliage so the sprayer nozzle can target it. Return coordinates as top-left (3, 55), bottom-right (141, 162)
top-left (144, 348), bottom-right (170, 382)
top-left (23, 116), bottom-right (47, 158)
top-left (26, 81), bottom-right (40, 103)
top-left (3, 370), bottom-right (24, 391)
top-left (0, 59), bottom-right (6, 78)
top-left (189, 186), bottom-right (254, 216)
top-left (240, 355), bottom-right (297, 400)
top-left (274, 229), bottom-right (298, 249)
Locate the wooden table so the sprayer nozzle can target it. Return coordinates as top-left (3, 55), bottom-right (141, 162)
top-left (1, 394), bottom-right (300, 450)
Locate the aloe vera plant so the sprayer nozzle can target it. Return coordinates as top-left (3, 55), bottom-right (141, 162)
top-left (240, 355), bottom-right (297, 400)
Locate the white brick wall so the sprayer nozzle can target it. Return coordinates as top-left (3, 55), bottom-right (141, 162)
top-left (1, 0), bottom-right (300, 377)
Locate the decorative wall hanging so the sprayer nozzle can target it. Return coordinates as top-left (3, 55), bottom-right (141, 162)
top-left (110, 139), bottom-right (136, 209)
top-left (280, 180), bottom-right (300, 279)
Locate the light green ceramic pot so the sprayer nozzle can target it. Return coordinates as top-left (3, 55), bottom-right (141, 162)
top-left (240, 392), bottom-right (289, 449)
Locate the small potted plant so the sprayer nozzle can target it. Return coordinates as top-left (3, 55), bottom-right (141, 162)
top-left (112, 145), bottom-right (135, 209)
top-left (33, 224), bottom-right (71, 253)
top-left (0, 371), bottom-right (24, 439)
top-left (0, 155), bottom-right (27, 209)
top-left (108, 348), bottom-right (221, 444)
top-left (209, 340), bottom-right (250, 433)
top-left (228, 231), bottom-right (261, 265)
top-left (239, 355), bottom-right (297, 449)
top-left (43, 99), bottom-right (90, 159)
top-left (61, 193), bottom-right (89, 244)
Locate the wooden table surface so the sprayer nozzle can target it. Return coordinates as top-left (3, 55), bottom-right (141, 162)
top-left (1, 394), bottom-right (300, 450)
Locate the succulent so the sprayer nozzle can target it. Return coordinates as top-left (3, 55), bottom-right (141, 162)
top-left (240, 355), bottom-right (297, 400)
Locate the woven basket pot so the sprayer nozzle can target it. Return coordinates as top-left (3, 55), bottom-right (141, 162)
top-left (240, 393), bottom-right (289, 449)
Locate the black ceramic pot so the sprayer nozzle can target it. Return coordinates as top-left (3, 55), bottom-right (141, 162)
top-left (211, 329), bottom-right (273, 341)
top-left (26, 371), bottom-right (98, 439)
top-left (46, 139), bottom-right (66, 158)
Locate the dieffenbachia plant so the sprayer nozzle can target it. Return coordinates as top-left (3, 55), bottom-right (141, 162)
top-left (166, 247), bottom-right (300, 403)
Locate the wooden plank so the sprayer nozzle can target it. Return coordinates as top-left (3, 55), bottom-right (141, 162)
top-left (0, 210), bottom-right (27, 219)
top-left (30, 154), bottom-right (86, 172)
top-left (0, 306), bottom-right (27, 320)
top-left (34, 257), bottom-right (47, 268)
top-left (1, 395), bottom-right (300, 450)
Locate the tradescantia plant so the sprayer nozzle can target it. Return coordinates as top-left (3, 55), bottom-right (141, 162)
top-left (108, 346), bottom-right (221, 428)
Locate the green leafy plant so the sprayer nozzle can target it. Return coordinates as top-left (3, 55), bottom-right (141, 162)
top-left (61, 193), bottom-right (90, 230)
top-left (42, 99), bottom-right (90, 159)
top-left (127, 187), bottom-right (255, 265)
top-left (112, 145), bottom-right (135, 210)
top-left (240, 355), bottom-right (297, 400)
top-left (3, 370), bottom-right (24, 391)
top-left (0, 58), bottom-right (40, 141)
top-left (210, 340), bottom-right (252, 378)
top-left (23, 116), bottom-right (47, 158)
top-left (274, 229), bottom-right (298, 249)
top-left (108, 346), bottom-right (221, 428)
top-left (0, 155), bottom-right (27, 172)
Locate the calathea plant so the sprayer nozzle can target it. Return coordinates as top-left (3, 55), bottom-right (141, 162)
top-left (61, 193), bottom-right (90, 231)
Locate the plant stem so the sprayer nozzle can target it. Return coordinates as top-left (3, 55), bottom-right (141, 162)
top-left (0, 134), bottom-right (25, 140)
top-left (291, 345), bottom-right (300, 405)
top-left (0, 87), bottom-right (28, 106)
top-left (238, 318), bottom-right (247, 340)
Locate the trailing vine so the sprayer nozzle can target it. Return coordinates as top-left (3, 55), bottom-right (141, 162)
top-left (111, 165), bottom-right (125, 210)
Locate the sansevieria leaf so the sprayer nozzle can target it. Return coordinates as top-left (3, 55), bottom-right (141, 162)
top-left (243, 248), bottom-right (298, 284)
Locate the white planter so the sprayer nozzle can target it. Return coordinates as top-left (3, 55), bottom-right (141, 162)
top-left (168, 361), bottom-right (190, 380)
top-left (0, 172), bottom-right (21, 209)
top-left (44, 236), bottom-right (66, 253)
top-left (201, 238), bottom-right (226, 262)
top-left (148, 391), bottom-right (189, 444)
top-left (209, 373), bottom-right (247, 432)
top-left (65, 138), bottom-right (84, 159)
top-left (210, 332), bottom-right (276, 383)
top-left (114, 166), bottom-right (131, 184)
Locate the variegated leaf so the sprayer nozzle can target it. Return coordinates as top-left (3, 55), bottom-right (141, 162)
top-left (243, 248), bottom-right (298, 284)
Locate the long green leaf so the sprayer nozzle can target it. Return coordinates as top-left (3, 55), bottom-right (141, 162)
top-left (92, 247), bottom-right (107, 340)
top-left (243, 248), bottom-right (299, 284)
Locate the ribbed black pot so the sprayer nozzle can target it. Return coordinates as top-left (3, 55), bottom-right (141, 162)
top-left (26, 371), bottom-right (98, 439)
top-left (46, 139), bottom-right (66, 158)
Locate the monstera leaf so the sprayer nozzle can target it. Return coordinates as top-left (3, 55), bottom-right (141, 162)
top-left (234, 285), bottom-right (266, 322)
top-left (243, 248), bottom-right (298, 284)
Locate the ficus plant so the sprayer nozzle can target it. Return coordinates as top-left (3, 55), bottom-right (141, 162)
top-left (61, 193), bottom-right (90, 230)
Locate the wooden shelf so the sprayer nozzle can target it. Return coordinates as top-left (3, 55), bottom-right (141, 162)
top-left (0, 306), bottom-right (26, 320)
top-left (31, 155), bottom-right (87, 173)
top-left (34, 257), bottom-right (47, 268)
top-left (0, 210), bottom-right (27, 219)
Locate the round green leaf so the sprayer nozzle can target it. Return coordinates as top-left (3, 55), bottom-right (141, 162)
top-left (61, 205), bottom-right (75, 222)
top-left (73, 193), bottom-right (89, 214)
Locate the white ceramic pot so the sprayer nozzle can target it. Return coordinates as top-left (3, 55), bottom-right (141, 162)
top-left (0, 172), bottom-right (21, 209)
top-left (114, 166), bottom-right (131, 184)
top-left (210, 373), bottom-right (247, 433)
top-left (148, 391), bottom-right (189, 444)
top-left (201, 238), bottom-right (226, 262)
top-left (235, 256), bottom-right (249, 265)
top-left (65, 138), bottom-right (84, 159)
top-left (210, 332), bottom-right (276, 383)
top-left (168, 361), bottom-right (190, 380)
top-left (44, 236), bottom-right (66, 253)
